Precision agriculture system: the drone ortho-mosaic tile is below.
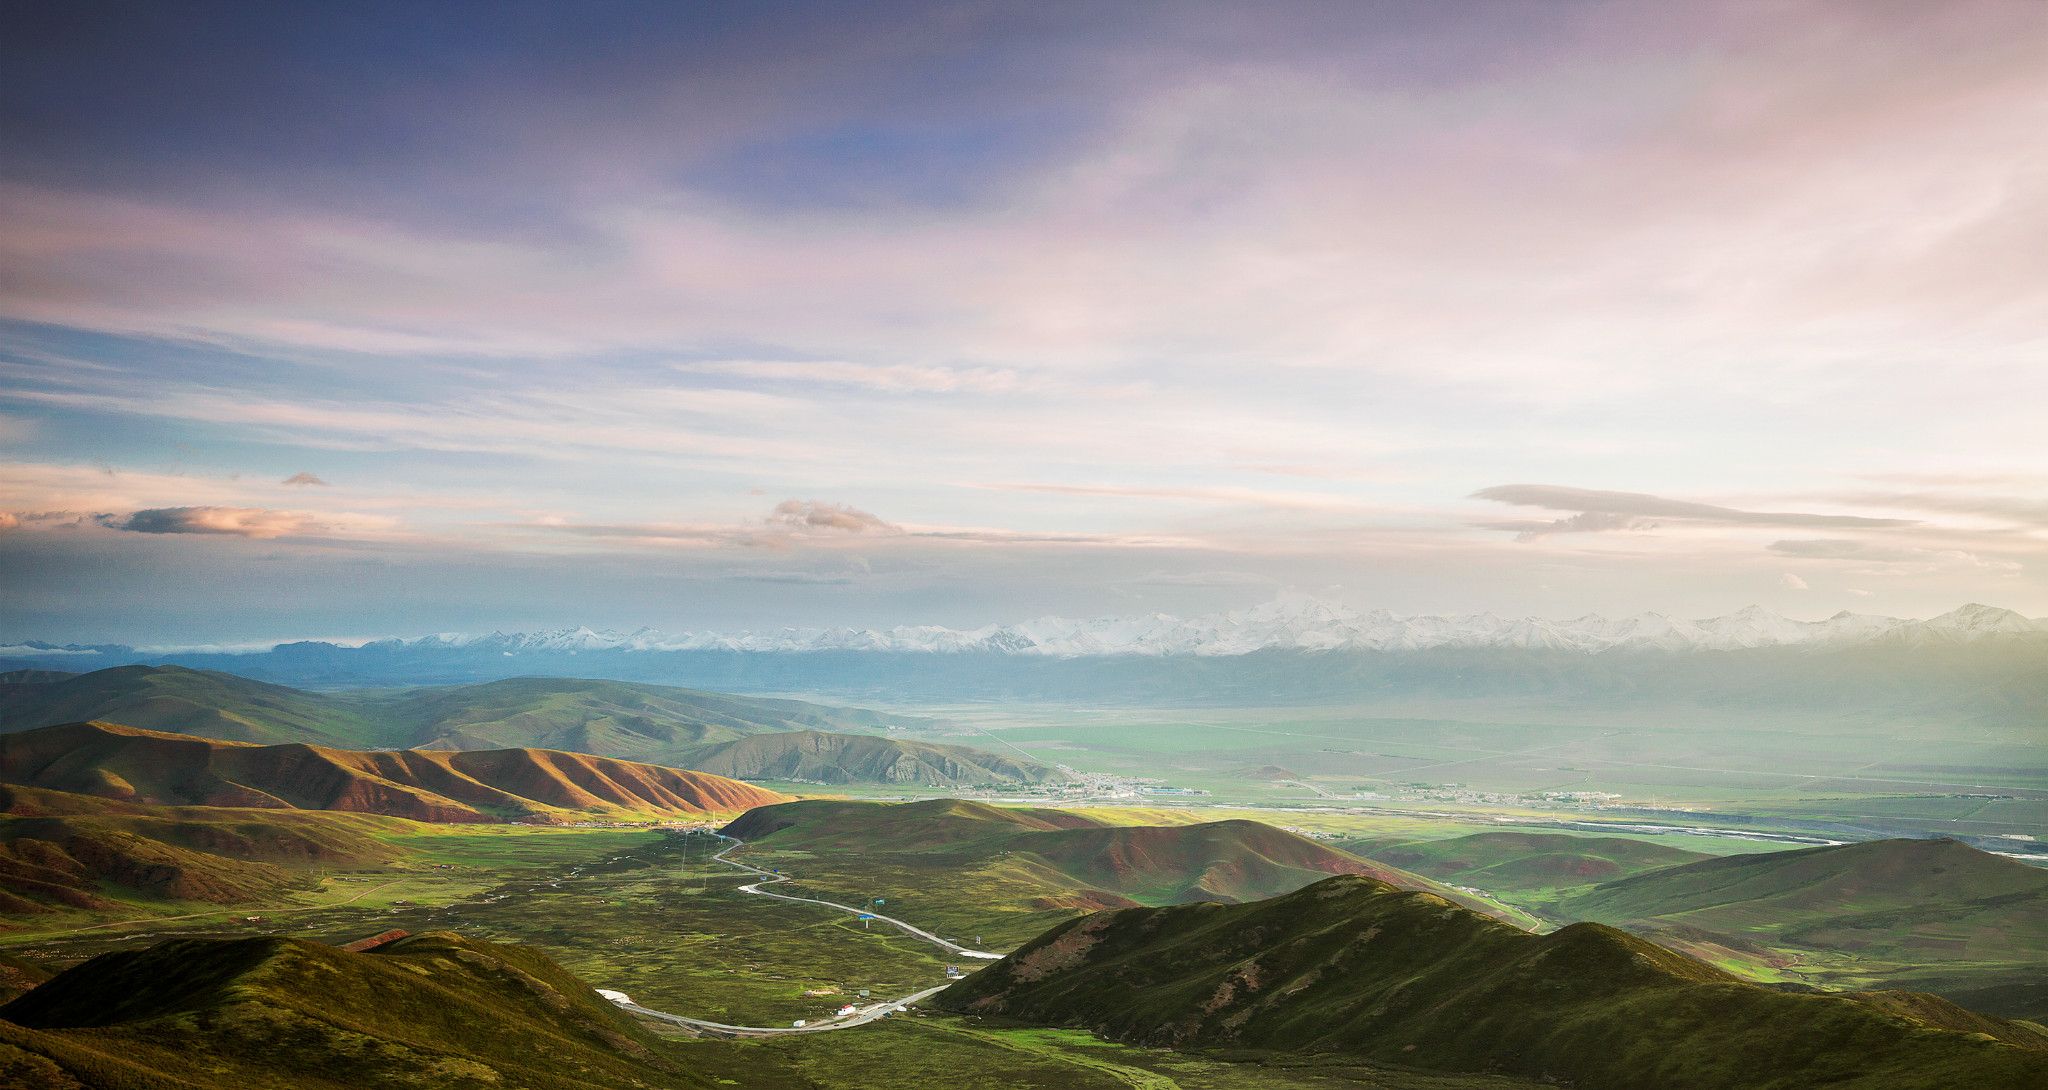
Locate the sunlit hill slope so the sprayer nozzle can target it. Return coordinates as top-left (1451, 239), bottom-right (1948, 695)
top-left (1, 721), bottom-right (786, 823)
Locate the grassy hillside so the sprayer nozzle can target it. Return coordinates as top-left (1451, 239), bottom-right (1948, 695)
top-left (3, 782), bottom-right (418, 859)
top-left (1342, 830), bottom-right (1713, 897)
top-left (720, 798), bottom-right (1503, 946)
top-left (0, 667), bottom-right (1081, 785)
top-left (1559, 837), bottom-right (2048, 967)
top-left (0, 665), bottom-right (385, 746)
top-left (682, 729), bottom-right (1068, 786)
top-left (2, 721), bottom-right (788, 823)
top-left (0, 930), bottom-right (710, 1089)
top-left (360, 675), bottom-right (934, 754)
top-left (938, 874), bottom-right (2048, 1090)
top-left (0, 666), bottom-right (932, 751)
top-left (0, 822), bottom-right (310, 913)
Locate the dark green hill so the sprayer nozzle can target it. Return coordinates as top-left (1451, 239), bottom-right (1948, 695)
top-left (0, 953), bottom-right (52, 1005)
top-left (0, 930), bottom-right (708, 1089)
top-left (1558, 837), bottom-right (2048, 966)
top-left (679, 730), bottom-right (1068, 786)
top-left (0, 671), bottom-right (80, 685)
top-left (0, 667), bottom-right (1065, 785)
top-left (937, 874), bottom-right (2048, 1090)
top-left (1346, 830), bottom-right (1713, 892)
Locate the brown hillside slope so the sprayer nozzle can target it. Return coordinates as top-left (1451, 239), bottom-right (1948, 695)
top-left (0, 823), bottom-right (308, 912)
top-left (0, 722), bottom-right (786, 822)
top-left (939, 875), bottom-right (2048, 1090)
top-left (1, 784), bottom-right (411, 861)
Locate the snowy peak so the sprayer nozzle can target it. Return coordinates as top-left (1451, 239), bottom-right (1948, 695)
top-left (388, 599), bottom-right (2047, 659)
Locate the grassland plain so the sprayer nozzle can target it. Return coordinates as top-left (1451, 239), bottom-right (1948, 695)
top-left (939, 874), bottom-right (2048, 1090)
top-left (919, 701), bottom-right (2048, 842)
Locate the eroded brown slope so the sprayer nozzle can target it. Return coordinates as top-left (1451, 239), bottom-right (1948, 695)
top-left (1, 722), bottom-right (786, 822)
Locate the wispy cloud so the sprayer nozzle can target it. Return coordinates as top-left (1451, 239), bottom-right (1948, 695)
top-left (675, 359), bottom-right (1029, 395)
top-left (1825, 491), bottom-right (2048, 526)
top-left (1768, 538), bottom-right (2021, 571)
top-left (720, 569), bottom-right (858, 585)
top-left (1118, 569), bottom-right (1277, 586)
top-left (768, 500), bottom-right (898, 535)
top-left (1474, 484), bottom-right (1918, 541)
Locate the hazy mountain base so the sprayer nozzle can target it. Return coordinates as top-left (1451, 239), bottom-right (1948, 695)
top-left (0, 667), bottom-right (935, 752)
top-left (10, 641), bottom-right (2041, 727)
top-left (939, 875), bottom-right (2048, 1090)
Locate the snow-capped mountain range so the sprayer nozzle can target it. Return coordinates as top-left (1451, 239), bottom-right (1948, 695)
top-left (352, 597), bottom-right (2048, 659)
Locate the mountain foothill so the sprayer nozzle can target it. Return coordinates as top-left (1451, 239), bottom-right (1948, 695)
top-left (0, 666), bottom-right (1068, 788)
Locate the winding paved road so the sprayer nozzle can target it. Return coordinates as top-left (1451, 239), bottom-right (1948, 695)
top-left (601, 833), bottom-right (1003, 1036)
top-left (710, 835), bottom-right (1002, 961)
top-left (613, 985), bottom-right (951, 1038)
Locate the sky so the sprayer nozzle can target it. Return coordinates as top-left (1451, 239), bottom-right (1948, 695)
top-left (3, 0), bottom-right (2045, 644)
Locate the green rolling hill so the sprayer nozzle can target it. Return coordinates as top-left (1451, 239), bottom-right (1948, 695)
top-left (0, 667), bottom-right (1064, 786)
top-left (937, 874), bottom-right (2048, 1089)
top-left (1555, 837), bottom-right (2048, 1020)
top-left (677, 729), bottom-right (1067, 786)
top-left (1341, 830), bottom-right (1713, 893)
top-left (1562, 837), bottom-right (2048, 922)
top-left (0, 666), bottom-right (384, 746)
top-left (0, 931), bottom-right (712, 1089)
top-left (719, 798), bottom-right (1506, 945)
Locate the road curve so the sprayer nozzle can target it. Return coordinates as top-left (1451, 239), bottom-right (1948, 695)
top-left (612, 985), bottom-right (951, 1038)
top-left (708, 834), bottom-right (1003, 960)
top-left (602, 832), bottom-right (1005, 1036)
